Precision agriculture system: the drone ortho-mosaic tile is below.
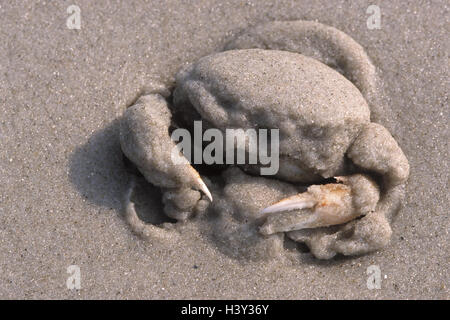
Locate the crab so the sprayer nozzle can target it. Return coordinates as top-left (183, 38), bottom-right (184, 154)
top-left (119, 20), bottom-right (409, 259)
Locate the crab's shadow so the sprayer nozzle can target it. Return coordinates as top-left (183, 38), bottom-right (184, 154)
top-left (68, 119), bottom-right (167, 224)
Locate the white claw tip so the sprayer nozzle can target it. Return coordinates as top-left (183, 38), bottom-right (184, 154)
top-left (197, 177), bottom-right (213, 202)
top-left (258, 195), bottom-right (315, 215)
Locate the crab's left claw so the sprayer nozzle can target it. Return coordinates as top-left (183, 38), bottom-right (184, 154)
top-left (259, 174), bottom-right (380, 235)
top-left (120, 93), bottom-right (213, 202)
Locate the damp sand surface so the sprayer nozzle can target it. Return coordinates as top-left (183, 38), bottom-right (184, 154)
top-left (0, 1), bottom-right (448, 299)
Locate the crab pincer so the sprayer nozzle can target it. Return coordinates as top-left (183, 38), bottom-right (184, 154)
top-left (259, 174), bottom-right (380, 235)
top-left (120, 94), bottom-right (213, 202)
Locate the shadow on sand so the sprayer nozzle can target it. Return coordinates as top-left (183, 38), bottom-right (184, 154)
top-left (68, 119), bottom-right (170, 225)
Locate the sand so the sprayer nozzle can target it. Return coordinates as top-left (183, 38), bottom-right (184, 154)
top-left (0, 0), bottom-right (448, 299)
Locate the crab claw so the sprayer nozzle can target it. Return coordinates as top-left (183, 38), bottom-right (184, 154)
top-left (259, 174), bottom-right (380, 235)
top-left (120, 93), bottom-right (212, 202)
top-left (190, 168), bottom-right (213, 202)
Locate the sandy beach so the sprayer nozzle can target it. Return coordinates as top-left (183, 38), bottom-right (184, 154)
top-left (0, 0), bottom-right (448, 299)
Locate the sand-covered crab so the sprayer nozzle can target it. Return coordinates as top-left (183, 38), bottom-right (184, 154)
top-left (120, 21), bottom-right (409, 259)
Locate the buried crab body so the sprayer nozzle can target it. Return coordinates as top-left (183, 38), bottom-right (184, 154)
top-left (119, 20), bottom-right (410, 259)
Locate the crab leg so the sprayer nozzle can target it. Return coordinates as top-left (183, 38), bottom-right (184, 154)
top-left (124, 175), bottom-right (180, 242)
top-left (259, 174), bottom-right (380, 235)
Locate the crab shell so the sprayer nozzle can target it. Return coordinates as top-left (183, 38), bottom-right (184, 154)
top-left (173, 48), bottom-right (371, 182)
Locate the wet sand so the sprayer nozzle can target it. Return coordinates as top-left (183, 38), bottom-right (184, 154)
top-left (0, 0), bottom-right (448, 299)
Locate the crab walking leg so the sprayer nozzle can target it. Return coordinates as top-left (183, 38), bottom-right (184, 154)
top-left (347, 123), bottom-right (410, 189)
top-left (120, 93), bottom-right (212, 201)
top-left (259, 174), bottom-right (380, 235)
top-left (124, 176), bottom-right (179, 242)
top-left (332, 210), bottom-right (392, 256)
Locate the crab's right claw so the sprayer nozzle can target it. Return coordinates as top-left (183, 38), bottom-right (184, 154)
top-left (259, 174), bottom-right (380, 235)
top-left (119, 93), bottom-right (212, 202)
